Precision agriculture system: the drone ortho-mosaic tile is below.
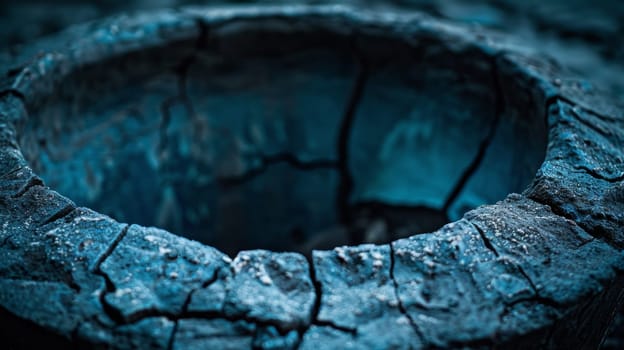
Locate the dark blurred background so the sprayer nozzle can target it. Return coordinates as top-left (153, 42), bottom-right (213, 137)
top-left (2, 0), bottom-right (624, 100)
top-left (1, 0), bottom-right (622, 348)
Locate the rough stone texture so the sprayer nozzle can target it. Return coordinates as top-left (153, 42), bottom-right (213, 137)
top-left (0, 166), bottom-right (128, 347)
top-left (0, 5), bottom-right (623, 349)
top-left (527, 100), bottom-right (624, 249)
top-left (99, 225), bottom-right (227, 323)
top-left (304, 244), bottom-right (422, 349)
top-left (392, 196), bottom-right (624, 348)
top-left (222, 250), bottom-right (315, 330)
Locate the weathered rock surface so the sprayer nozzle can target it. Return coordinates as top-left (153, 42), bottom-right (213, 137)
top-left (0, 6), bottom-right (623, 349)
top-left (302, 244), bottom-right (422, 349)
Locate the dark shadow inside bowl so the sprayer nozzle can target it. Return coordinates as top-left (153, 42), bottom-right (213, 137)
top-left (19, 19), bottom-right (547, 256)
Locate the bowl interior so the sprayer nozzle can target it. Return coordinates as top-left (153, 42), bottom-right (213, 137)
top-left (19, 20), bottom-right (547, 256)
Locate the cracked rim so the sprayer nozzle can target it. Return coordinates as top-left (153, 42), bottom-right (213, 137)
top-left (1, 5), bottom-right (623, 349)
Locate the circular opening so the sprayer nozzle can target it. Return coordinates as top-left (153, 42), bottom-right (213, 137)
top-left (20, 18), bottom-right (547, 256)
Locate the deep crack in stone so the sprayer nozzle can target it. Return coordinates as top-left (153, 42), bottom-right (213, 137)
top-left (92, 224), bottom-right (130, 325)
